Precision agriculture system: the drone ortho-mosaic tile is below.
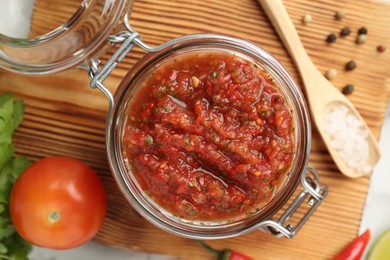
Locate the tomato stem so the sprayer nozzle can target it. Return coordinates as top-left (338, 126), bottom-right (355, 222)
top-left (195, 240), bottom-right (227, 259)
top-left (48, 210), bottom-right (61, 223)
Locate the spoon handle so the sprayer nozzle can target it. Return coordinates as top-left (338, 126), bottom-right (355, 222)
top-left (258, 0), bottom-right (317, 77)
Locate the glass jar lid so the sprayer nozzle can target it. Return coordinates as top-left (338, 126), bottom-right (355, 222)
top-left (0, 0), bottom-right (134, 74)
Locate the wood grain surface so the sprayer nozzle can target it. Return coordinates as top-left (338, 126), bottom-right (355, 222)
top-left (1, 0), bottom-right (390, 259)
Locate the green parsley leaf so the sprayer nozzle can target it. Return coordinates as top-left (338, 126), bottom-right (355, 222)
top-left (0, 219), bottom-right (14, 240)
top-left (0, 242), bottom-right (7, 254)
top-left (0, 94), bottom-right (15, 143)
top-left (12, 100), bottom-right (24, 130)
top-left (2, 232), bottom-right (32, 260)
top-left (10, 157), bottom-right (31, 183)
top-left (0, 94), bottom-right (32, 260)
top-left (0, 142), bottom-right (14, 172)
top-left (260, 111), bottom-right (267, 118)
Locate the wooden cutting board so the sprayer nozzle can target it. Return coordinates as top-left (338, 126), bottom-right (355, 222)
top-left (1, 0), bottom-right (390, 259)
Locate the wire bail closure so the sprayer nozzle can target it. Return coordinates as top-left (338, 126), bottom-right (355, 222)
top-left (258, 167), bottom-right (328, 238)
top-left (87, 30), bottom-right (149, 145)
top-left (88, 31), bottom-right (140, 91)
top-left (87, 29), bottom-right (160, 129)
top-left (88, 19), bottom-right (167, 92)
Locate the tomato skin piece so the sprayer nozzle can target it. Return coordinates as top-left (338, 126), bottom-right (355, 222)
top-left (10, 156), bottom-right (107, 249)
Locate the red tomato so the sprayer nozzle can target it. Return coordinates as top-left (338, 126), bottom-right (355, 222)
top-left (10, 156), bottom-right (107, 249)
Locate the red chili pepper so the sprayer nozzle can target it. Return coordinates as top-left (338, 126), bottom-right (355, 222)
top-left (196, 240), bottom-right (254, 260)
top-left (332, 229), bottom-right (371, 260)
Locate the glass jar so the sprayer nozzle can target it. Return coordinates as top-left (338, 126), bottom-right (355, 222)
top-left (107, 34), bottom-right (328, 239)
top-left (0, 0), bottom-right (134, 74)
top-left (0, 1), bottom-right (327, 240)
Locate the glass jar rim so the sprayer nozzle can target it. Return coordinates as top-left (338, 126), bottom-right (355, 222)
top-left (107, 34), bottom-right (312, 239)
top-left (0, 0), bottom-right (133, 74)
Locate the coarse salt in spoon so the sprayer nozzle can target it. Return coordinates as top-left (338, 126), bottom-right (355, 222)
top-left (258, 0), bottom-right (380, 178)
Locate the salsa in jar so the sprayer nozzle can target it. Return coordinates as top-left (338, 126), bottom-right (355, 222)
top-left (122, 51), bottom-right (295, 221)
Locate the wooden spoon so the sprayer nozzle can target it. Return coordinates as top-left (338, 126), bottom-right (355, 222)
top-left (258, 0), bottom-right (380, 178)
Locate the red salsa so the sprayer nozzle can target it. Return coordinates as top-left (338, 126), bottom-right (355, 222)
top-left (122, 51), bottom-right (294, 221)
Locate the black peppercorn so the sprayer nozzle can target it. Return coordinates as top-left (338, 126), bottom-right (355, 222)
top-left (340, 27), bottom-right (351, 37)
top-left (358, 27), bottom-right (368, 35)
top-left (326, 33), bottom-right (337, 43)
top-left (345, 60), bottom-right (357, 71)
top-left (342, 84), bottom-right (354, 94)
top-left (377, 45), bottom-right (386, 53)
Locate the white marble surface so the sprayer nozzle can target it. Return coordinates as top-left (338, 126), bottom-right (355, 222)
top-left (360, 109), bottom-right (390, 257)
top-left (1, 1), bottom-right (389, 259)
top-left (0, 0), bottom-right (34, 38)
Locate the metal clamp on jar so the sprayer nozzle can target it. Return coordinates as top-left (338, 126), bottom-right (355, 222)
top-left (0, 0), bottom-right (327, 240)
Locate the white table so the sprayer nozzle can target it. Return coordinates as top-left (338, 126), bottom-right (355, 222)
top-left (1, 1), bottom-right (389, 259)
